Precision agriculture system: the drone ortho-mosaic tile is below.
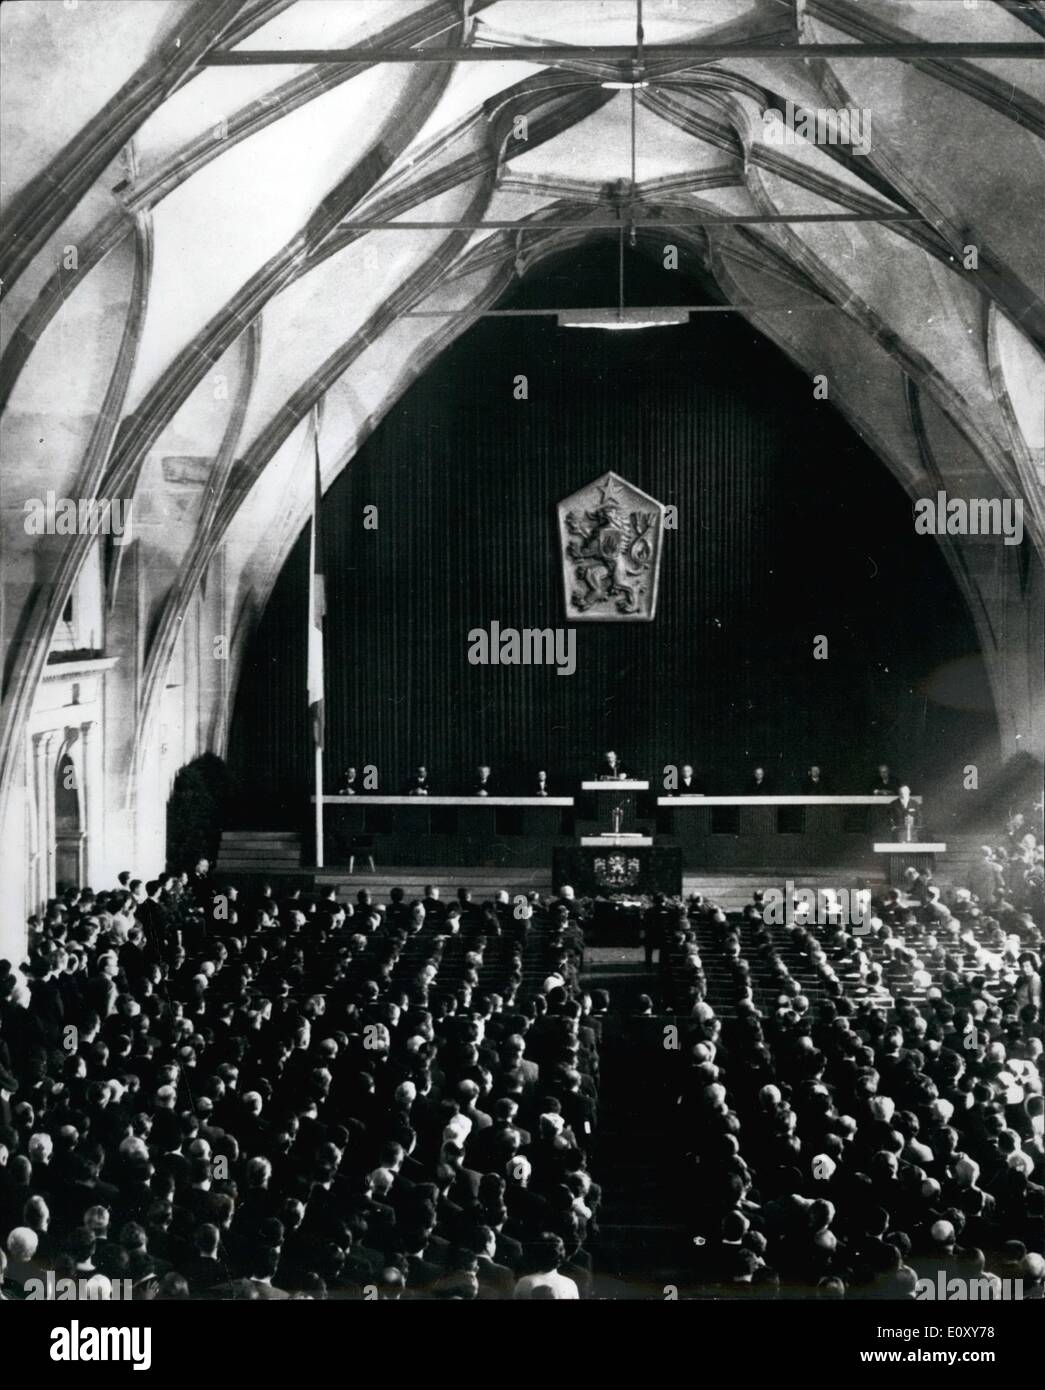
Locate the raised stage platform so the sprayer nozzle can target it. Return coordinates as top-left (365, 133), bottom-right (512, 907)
top-left (216, 835), bottom-right (891, 910)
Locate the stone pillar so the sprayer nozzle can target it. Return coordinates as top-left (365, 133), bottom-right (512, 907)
top-left (33, 732), bottom-right (52, 900)
top-left (79, 719), bottom-right (95, 885)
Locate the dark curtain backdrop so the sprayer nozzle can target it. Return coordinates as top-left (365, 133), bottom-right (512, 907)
top-left (228, 244), bottom-right (997, 825)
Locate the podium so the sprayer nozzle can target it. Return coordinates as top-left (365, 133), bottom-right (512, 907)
top-left (579, 779), bottom-right (650, 835)
top-left (580, 834), bottom-right (653, 848)
top-left (557, 781), bottom-right (680, 895)
top-left (874, 841), bottom-right (946, 887)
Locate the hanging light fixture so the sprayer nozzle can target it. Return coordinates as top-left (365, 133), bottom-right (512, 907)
top-left (557, 307), bottom-right (689, 329)
top-left (563, 5), bottom-right (668, 330)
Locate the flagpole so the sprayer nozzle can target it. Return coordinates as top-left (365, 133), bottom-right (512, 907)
top-left (315, 743), bottom-right (324, 869)
top-left (311, 405), bottom-right (325, 869)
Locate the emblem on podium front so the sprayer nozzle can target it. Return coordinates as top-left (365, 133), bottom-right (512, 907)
top-left (594, 854), bottom-right (641, 888)
top-left (557, 471), bottom-right (665, 621)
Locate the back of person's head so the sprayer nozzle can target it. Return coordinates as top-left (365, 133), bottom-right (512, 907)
top-left (931, 1219), bottom-right (956, 1249)
top-left (251, 1246), bottom-right (281, 1282)
top-left (246, 1155), bottom-right (271, 1188)
top-left (120, 1222), bottom-right (147, 1252)
top-left (196, 1223), bottom-right (220, 1256)
top-left (157, 1271), bottom-right (190, 1300)
top-left (732, 1249), bottom-right (759, 1282)
top-left (7, 1226), bottom-right (38, 1262)
top-left (24, 1194), bottom-right (49, 1229)
top-left (533, 1233), bottom-right (566, 1274)
top-left (67, 1227), bottom-right (96, 1265)
top-left (721, 1210), bottom-right (748, 1242)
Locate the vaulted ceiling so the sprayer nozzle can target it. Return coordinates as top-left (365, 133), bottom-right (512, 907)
top-left (2, 0), bottom-right (1043, 795)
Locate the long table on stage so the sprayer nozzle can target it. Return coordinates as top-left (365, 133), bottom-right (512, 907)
top-left (310, 792), bottom-right (925, 873)
top-left (314, 795), bottom-right (574, 867)
top-left (655, 794), bottom-right (923, 870)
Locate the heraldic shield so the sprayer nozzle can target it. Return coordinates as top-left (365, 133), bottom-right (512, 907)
top-left (557, 471), bottom-right (665, 622)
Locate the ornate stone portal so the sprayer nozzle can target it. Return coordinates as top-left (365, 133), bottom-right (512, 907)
top-left (557, 471), bottom-right (665, 621)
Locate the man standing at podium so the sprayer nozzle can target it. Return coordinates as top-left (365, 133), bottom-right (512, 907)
top-left (889, 784), bottom-right (923, 839)
top-left (596, 750), bottom-right (629, 781)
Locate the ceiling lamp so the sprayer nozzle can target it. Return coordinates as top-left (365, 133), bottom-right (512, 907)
top-left (557, 307), bottom-right (690, 330)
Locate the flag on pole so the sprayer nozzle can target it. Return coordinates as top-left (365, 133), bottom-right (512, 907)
top-left (307, 414), bottom-right (326, 749)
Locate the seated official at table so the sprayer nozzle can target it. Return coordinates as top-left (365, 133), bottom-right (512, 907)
top-left (871, 762), bottom-right (898, 795)
top-left (462, 764), bottom-right (496, 796)
top-left (338, 766), bottom-right (359, 795)
top-left (668, 763), bottom-right (704, 795)
top-left (519, 767), bottom-right (557, 796)
top-left (801, 764), bottom-right (829, 794)
top-left (745, 765), bottom-right (773, 793)
top-left (402, 765), bottom-right (432, 795)
top-left (596, 749), bottom-right (629, 781)
top-left (888, 784), bottom-right (923, 836)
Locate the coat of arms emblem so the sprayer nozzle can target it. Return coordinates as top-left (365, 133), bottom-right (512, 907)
top-left (593, 855), bottom-right (642, 888)
top-left (557, 472), bottom-right (665, 621)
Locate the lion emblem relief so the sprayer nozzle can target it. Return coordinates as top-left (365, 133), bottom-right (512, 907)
top-left (557, 473), bottom-right (665, 621)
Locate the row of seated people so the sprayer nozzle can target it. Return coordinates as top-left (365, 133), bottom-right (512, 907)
top-left (337, 757), bottom-right (919, 798)
top-left (642, 820), bottom-right (1043, 1298)
top-left (0, 877), bottom-right (604, 1300)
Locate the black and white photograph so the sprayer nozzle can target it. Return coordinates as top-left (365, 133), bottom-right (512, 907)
top-left (0, 0), bottom-right (1043, 1368)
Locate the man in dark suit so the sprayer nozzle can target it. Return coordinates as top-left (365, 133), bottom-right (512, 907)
top-left (504, 1156), bottom-right (548, 1238)
top-left (180, 1222), bottom-right (230, 1296)
top-left (745, 766), bottom-right (772, 793)
top-left (440, 1142), bottom-right (482, 1208)
top-left (454, 887), bottom-right (481, 928)
top-left (871, 763), bottom-right (898, 795)
top-left (889, 785), bottom-right (922, 838)
top-left (463, 765), bottom-right (496, 796)
top-left (399, 1229), bottom-right (444, 1297)
top-left (500, 1035), bottom-right (539, 1094)
top-left (2, 1227), bottom-right (48, 1296)
top-left (189, 858), bottom-right (212, 905)
top-left (801, 765), bottom-right (829, 794)
top-left (403, 766), bottom-right (431, 795)
top-left (338, 767), bottom-right (359, 795)
top-left (469, 1226), bottom-right (515, 1298)
top-left (595, 750), bottom-right (628, 781)
top-left (674, 763), bottom-right (704, 795)
top-left (135, 880), bottom-right (167, 958)
top-left (422, 886), bottom-right (446, 924)
top-left (642, 893), bottom-right (672, 969)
